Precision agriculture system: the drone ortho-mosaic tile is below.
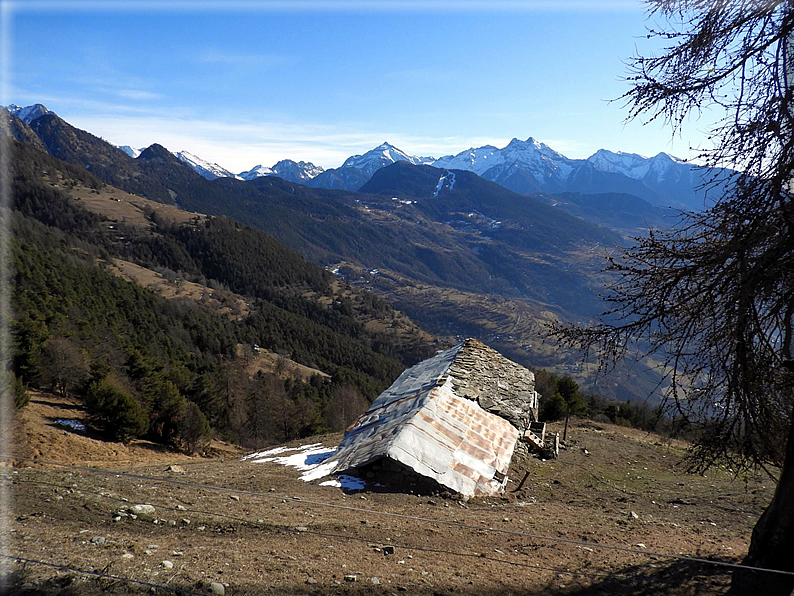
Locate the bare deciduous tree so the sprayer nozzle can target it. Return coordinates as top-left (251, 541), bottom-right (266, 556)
top-left (40, 337), bottom-right (88, 399)
top-left (550, 2), bottom-right (794, 592)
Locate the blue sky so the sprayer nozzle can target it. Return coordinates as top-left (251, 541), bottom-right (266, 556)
top-left (5, 1), bottom-right (718, 172)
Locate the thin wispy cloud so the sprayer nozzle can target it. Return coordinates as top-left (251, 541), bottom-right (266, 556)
top-left (198, 49), bottom-right (295, 69)
top-left (103, 88), bottom-right (164, 101)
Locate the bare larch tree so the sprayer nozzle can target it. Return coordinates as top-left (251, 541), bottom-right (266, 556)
top-left (550, 2), bottom-right (794, 593)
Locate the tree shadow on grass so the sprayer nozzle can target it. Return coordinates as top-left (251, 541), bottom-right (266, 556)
top-left (556, 558), bottom-right (733, 596)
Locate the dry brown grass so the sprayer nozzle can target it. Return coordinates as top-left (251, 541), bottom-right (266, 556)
top-left (45, 171), bottom-right (206, 229)
top-left (106, 258), bottom-right (250, 319)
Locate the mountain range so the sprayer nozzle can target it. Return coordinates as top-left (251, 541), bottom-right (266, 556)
top-left (194, 136), bottom-right (725, 211)
top-left (217, 138), bottom-right (729, 212)
top-left (8, 103), bottom-right (731, 211)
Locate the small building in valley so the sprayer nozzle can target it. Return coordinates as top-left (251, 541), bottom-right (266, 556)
top-left (331, 338), bottom-right (541, 497)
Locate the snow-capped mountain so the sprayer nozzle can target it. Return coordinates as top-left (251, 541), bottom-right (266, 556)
top-left (238, 164), bottom-right (274, 180)
top-left (173, 150), bottom-right (241, 180)
top-left (426, 137), bottom-right (724, 210)
top-left (341, 142), bottom-right (434, 178)
top-left (239, 159), bottom-right (324, 183)
top-left (433, 137), bottom-right (572, 181)
top-left (6, 103), bottom-right (50, 123)
top-left (117, 145), bottom-right (142, 159)
top-left (304, 142), bottom-right (434, 191)
top-left (586, 148), bottom-right (730, 209)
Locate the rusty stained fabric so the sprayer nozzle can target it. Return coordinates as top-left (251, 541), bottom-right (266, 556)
top-left (332, 378), bottom-right (519, 497)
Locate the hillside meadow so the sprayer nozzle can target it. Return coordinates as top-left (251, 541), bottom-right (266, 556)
top-left (5, 390), bottom-right (774, 595)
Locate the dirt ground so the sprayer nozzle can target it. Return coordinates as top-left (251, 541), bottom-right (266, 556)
top-left (3, 393), bottom-right (777, 595)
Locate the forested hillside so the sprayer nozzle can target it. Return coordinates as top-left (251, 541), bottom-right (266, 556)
top-left (9, 139), bottom-right (437, 449)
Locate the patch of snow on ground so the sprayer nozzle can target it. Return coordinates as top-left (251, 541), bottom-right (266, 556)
top-left (244, 443), bottom-right (371, 492)
top-left (433, 175), bottom-right (445, 198)
top-left (244, 443), bottom-right (336, 478)
top-left (241, 443), bottom-right (321, 461)
top-left (55, 418), bottom-right (86, 433)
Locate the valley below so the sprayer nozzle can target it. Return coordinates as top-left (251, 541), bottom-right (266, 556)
top-left (5, 391), bottom-right (774, 595)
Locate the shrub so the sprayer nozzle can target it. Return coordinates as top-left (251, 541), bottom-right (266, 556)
top-left (84, 378), bottom-right (148, 442)
top-left (178, 401), bottom-right (211, 454)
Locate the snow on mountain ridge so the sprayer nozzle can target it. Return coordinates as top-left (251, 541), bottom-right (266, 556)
top-left (587, 148), bottom-right (688, 183)
top-left (173, 150), bottom-right (241, 180)
top-left (432, 137), bottom-right (576, 185)
top-left (238, 159), bottom-right (324, 182)
top-left (341, 141), bottom-right (432, 178)
top-left (238, 164), bottom-right (274, 180)
top-left (6, 103), bottom-right (51, 123)
top-left (117, 145), bottom-right (142, 159)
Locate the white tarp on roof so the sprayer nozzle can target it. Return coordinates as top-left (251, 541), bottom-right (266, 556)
top-left (332, 378), bottom-right (518, 496)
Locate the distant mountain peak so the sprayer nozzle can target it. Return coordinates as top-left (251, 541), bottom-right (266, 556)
top-left (173, 149), bottom-right (240, 180)
top-left (6, 103), bottom-right (51, 124)
top-left (117, 145), bottom-right (142, 159)
top-left (138, 143), bottom-right (176, 162)
top-left (238, 159), bottom-right (324, 182)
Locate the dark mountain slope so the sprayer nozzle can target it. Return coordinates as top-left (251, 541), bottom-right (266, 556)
top-left (534, 191), bottom-right (678, 234)
top-left (360, 162), bottom-right (624, 250)
top-left (26, 113), bottom-right (182, 204)
top-left (0, 108), bottom-right (48, 153)
top-left (8, 138), bottom-right (437, 406)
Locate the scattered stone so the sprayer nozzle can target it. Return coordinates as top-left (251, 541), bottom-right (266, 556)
top-left (169, 520), bottom-right (177, 527)
top-left (144, 550), bottom-right (153, 556)
top-left (172, 551), bottom-right (184, 557)
top-left (294, 526), bottom-right (309, 532)
top-left (229, 495), bottom-right (240, 501)
top-left (112, 516), bottom-right (122, 523)
top-left (306, 578), bottom-right (318, 585)
top-left (382, 545), bottom-right (395, 555)
top-left (161, 560), bottom-right (174, 570)
top-left (130, 504), bottom-right (156, 516)
top-left (166, 465), bottom-right (185, 474)
top-left (197, 526), bottom-right (206, 531)
top-left (209, 581), bottom-right (225, 595)
top-left (330, 580), bottom-right (341, 588)
top-left (344, 575), bottom-right (357, 582)
top-left (636, 543), bottom-right (646, 549)
top-left (181, 518), bottom-right (191, 525)
top-left (90, 536), bottom-right (105, 545)
top-left (175, 504), bottom-right (187, 511)
top-left (629, 511), bottom-right (639, 520)
top-left (121, 553), bottom-right (134, 560)
top-left (370, 577), bottom-right (381, 585)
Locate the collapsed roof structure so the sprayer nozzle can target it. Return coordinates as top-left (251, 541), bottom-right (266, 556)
top-left (331, 338), bottom-right (541, 497)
